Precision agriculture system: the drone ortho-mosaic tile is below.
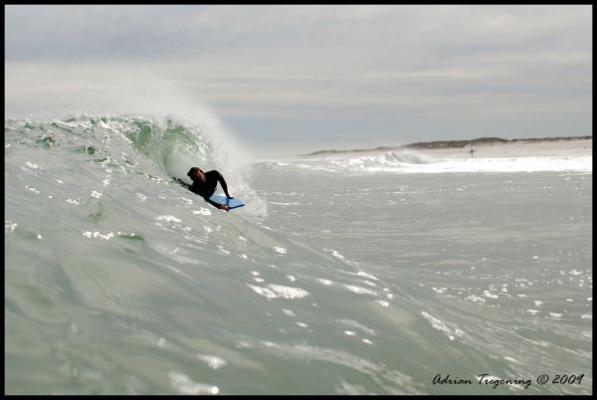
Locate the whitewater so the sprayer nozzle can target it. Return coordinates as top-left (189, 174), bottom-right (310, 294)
top-left (4, 115), bottom-right (592, 394)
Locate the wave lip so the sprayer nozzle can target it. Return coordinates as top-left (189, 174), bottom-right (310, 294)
top-left (6, 115), bottom-right (217, 177)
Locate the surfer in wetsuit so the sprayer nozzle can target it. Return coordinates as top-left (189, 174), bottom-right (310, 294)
top-left (175, 167), bottom-right (233, 211)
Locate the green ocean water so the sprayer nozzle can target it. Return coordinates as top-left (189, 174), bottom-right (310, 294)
top-left (4, 116), bottom-right (592, 394)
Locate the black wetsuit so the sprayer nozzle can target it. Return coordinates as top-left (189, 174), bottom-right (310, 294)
top-left (175, 170), bottom-right (230, 209)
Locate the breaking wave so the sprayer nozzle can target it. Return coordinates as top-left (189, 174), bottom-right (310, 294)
top-left (260, 150), bottom-right (591, 174)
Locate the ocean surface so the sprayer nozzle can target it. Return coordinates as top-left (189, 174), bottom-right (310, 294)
top-left (4, 116), bottom-right (592, 394)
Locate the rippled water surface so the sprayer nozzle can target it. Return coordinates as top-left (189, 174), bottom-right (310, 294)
top-left (5, 116), bottom-right (592, 394)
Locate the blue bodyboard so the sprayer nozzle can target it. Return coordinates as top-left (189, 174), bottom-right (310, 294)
top-left (209, 194), bottom-right (245, 209)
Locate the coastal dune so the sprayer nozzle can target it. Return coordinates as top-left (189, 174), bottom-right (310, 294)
top-left (303, 136), bottom-right (592, 159)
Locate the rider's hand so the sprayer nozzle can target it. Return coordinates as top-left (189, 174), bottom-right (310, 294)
top-left (220, 205), bottom-right (230, 212)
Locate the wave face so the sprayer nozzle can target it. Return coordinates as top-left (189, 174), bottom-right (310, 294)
top-left (5, 114), bottom-right (266, 215)
top-left (261, 150), bottom-right (592, 174)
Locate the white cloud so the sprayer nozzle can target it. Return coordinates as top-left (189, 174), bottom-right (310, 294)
top-left (5, 5), bottom-right (592, 153)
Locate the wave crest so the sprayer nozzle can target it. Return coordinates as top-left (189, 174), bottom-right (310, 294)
top-left (6, 115), bottom-right (222, 179)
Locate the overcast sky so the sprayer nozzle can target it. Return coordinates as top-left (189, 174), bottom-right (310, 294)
top-left (5, 5), bottom-right (592, 156)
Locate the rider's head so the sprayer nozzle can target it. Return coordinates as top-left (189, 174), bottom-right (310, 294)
top-left (187, 167), bottom-right (204, 181)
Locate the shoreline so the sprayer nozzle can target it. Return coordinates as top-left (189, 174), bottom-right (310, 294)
top-left (302, 136), bottom-right (592, 159)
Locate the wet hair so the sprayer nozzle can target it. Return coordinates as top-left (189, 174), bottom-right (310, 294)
top-left (187, 167), bottom-right (202, 178)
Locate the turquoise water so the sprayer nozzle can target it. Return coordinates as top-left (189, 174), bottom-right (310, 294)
top-left (5, 116), bottom-right (592, 394)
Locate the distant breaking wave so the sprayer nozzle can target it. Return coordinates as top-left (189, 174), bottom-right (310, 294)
top-left (259, 150), bottom-right (592, 174)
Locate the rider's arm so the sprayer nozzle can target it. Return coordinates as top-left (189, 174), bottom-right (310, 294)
top-left (173, 177), bottom-right (191, 190)
top-left (217, 172), bottom-right (232, 198)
